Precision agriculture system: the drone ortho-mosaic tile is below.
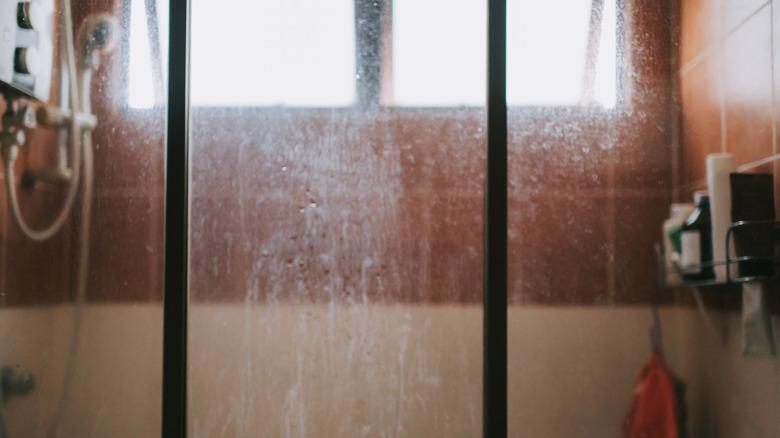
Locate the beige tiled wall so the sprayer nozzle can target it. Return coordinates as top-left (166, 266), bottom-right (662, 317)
top-left (0, 304), bottom-right (709, 438)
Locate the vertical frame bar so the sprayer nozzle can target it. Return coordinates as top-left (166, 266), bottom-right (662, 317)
top-left (162, 0), bottom-right (190, 436)
top-left (484, 0), bottom-right (507, 436)
top-left (616, 0), bottom-right (626, 108)
top-left (354, 0), bottom-right (384, 107)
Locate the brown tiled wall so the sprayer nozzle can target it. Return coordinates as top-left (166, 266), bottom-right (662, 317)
top-left (0, 0), bottom-right (166, 306)
top-left (2, 0), bottom-right (679, 306)
top-left (190, 1), bottom-right (678, 305)
top-left (678, 0), bottom-right (777, 190)
top-left (510, 1), bottom-right (679, 305)
top-left (677, 0), bottom-right (780, 312)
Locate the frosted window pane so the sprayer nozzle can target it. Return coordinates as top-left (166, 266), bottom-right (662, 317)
top-left (190, 0), bottom-right (355, 107)
top-left (593, 0), bottom-right (617, 108)
top-left (130, 0), bottom-right (356, 107)
top-left (507, 0), bottom-right (591, 106)
top-left (188, 2), bottom-right (485, 436)
top-left (392, 0), bottom-right (486, 106)
top-left (392, 0), bottom-right (617, 107)
top-left (128, 0), bottom-right (156, 108)
top-left (129, 0), bottom-right (168, 109)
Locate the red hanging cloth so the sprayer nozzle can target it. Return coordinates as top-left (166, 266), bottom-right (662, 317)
top-left (623, 351), bottom-right (682, 438)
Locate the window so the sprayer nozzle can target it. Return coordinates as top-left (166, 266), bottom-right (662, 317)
top-left (507, 0), bottom-right (617, 107)
top-left (129, 0), bottom-right (617, 109)
top-left (590, 0), bottom-right (618, 107)
top-left (391, 0), bottom-right (617, 107)
top-left (391, 0), bottom-right (486, 106)
top-left (128, 0), bottom-right (167, 108)
top-left (129, 0), bottom-right (356, 108)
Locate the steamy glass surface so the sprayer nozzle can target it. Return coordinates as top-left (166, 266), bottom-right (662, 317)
top-left (505, 2), bottom-right (696, 436)
top-left (187, 1), bottom-right (485, 435)
top-left (0, 1), bottom-right (166, 436)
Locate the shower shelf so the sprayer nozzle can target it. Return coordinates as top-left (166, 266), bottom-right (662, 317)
top-left (656, 220), bottom-right (780, 289)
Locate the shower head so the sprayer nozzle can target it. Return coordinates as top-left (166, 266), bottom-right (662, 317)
top-left (78, 13), bottom-right (119, 71)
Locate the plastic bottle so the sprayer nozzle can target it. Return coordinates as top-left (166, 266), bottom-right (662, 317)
top-left (681, 191), bottom-right (714, 282)
top-left (663, 203), bottom-right (694, 285)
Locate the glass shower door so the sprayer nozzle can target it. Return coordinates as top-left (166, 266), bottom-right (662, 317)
top-left (187, 0), bottom-right (485, 435)
top-left (505, 1), bottom-right (696, 436)
top-left (1, 0), bottom-right (168, 436)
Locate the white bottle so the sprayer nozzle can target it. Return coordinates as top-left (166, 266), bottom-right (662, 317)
top-left (706, 153), bottom-right (735, 281)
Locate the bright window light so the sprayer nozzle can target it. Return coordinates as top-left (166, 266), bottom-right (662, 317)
top-left (507, 0), bottom-right (590, 106)
top-left (129, 0), bottom-right (356, 108)
top-left (592, 0), bottom-right (617, 108)
top-left (394, 0), bottom-right (618, 108)
top-left (507, 0), bottom-right (617, 107)
top-left (128, 0), bottom-right (159, 109)
top-left (392, 0), bottom-right (486, 107)
top-left (130, 0), bottom-right (617, 108)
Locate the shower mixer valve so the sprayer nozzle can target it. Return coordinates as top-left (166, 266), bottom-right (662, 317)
top-left (1, 9), bottom-right (117, 245)
top-left (1, 3), bottom-right (114, 191)
top-left (1, 9), bottom-right (114, 187)
top-left (0, 366), bottom-right (35, 402)
top-left (0, 100), bottom-right (31, 164)
top-left (1, 93), bottom-right (96, 188)
top-left (0, 0), bottom-right (56, 101)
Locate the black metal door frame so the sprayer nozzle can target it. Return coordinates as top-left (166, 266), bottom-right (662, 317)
top-left (161, 0), bottom-right (189, 435)
top-left (484, 0), bottom-right (508, 435)
top-left (161, 0), bottom-right (508, 436)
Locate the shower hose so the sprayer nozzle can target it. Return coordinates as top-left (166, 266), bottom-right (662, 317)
top-left (1, 1), bottom-right (102, 437)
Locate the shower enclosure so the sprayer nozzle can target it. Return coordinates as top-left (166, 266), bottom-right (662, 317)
top-left (1, 0), bottom-right (779, 437)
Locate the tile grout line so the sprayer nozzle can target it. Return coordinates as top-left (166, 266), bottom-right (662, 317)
top-left (718, 35), bottom-right (728, 154)
top-left (516, 187), bottom-right (674, 198)
top-left (680, 153), bottom-right (780, 192)
top-left (774, 8), bottom-right (780, 432)
top-left (736, 153), bottom-right (780, 171)
top-left (772, 0), bottom-right (778, 157)
top-left (0, 171), bottom-right (5, 306)
top-left (678, 0), bottom-right (771, 77)
top-left (679, 41), bottom-right (718, 77)
top-left (605, 121), bottom-right (617, 305)
top-left (669, 0), bottom-right (681, 202)
top-left (774, 0), bottom-right (780, 402)
top-left (773, 2), bottom-right (780, 277)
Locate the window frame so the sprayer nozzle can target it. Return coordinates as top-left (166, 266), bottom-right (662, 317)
top-left (124, 0), bottom-right (624, 113)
